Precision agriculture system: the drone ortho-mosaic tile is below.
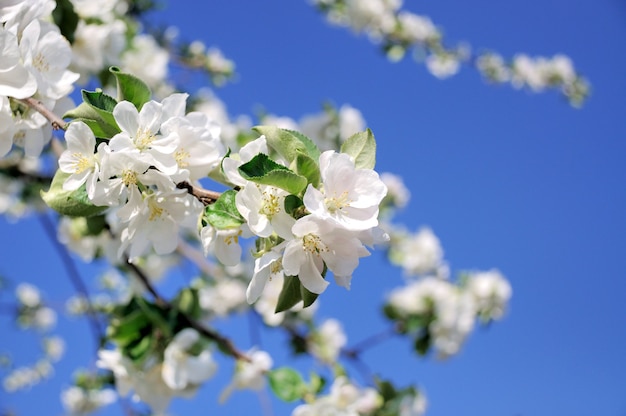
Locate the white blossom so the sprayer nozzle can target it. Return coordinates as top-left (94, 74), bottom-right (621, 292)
top-left (304, 150), bottom-right (387, 231)
top-left (58, 121), bottom-right (102, 199)
top-left (389, 227), bottom-right (446, 277)
top-left (71, 20), bottom-right (126, 82)
top-left (466, 269), bottom-right (512, 320)
top-left (309, 318), bottom-right (347, 364)
top-left (121, 34), bottom-right (170, 94)
top-left (0, 26), bottom-right (36, 98)
top-left (200, 224), bottom-right (252, 267)
top-left (61, 386), bottom-right (116, 415)
top-left (162, 111), bottom-right (225, 182)
top-left (119, 189), bottom-right (202, 262)
top-left (425, 53), bottom-right (461, 79)
top-left (399, 391), bottom-right (427, 416)
top-left (19, 19), bottom-right (79, 102)
top-left (282, 216), bottom-right (370, 294)
top-left (161, 328), bottom-right (217, 390)
top-left (16, 283), bottom-right (41, 307)
top-left (236, 183), bottom-right (295, 239)
top-left (198, 278), bottom-right (248, 317)
top-left (247, 243), bottom-right (285, 304)
top-left (219, 349), bottom-right (272, 402)
top-left (292, 376), bottom-right (382, 416)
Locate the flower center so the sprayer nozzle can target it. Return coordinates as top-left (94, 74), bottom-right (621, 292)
top-left (121, 169), bottom-right (137, 186)
top-left (135, 128), bottom-right (156, 150)
top-left (33, 53), bottom-right (49, 73)
top-left (324, 191), bottom-right (351, 214)
top-left (269, 258), bottom-right (283, 279)
top-left (223, 229), bottom-right (243, 245)
top-left (175, 148), bottom-right (191, 168)
top-left (72, 153), bottom-right (93, 174)
top-left (302, 233), bottom-right (327, 255)
top-left (259, 190), bottom-right (280, 219)
top-left (147, 197), bottom-right (165, 221)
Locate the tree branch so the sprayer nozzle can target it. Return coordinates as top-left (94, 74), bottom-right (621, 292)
top-left (176, 181), bottom-right (221, 206)
top-left (123, 255), bottom-right (251, 362)
top-left (17, 97), bottom-right (67, 131)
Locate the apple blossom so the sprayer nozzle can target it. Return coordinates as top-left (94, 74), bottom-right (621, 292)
top-left (58, 121), bottom-right (102, 199)
top-left (304, 150), bottom-right (387, 231)
top-left (282, 215), bottom-right (370, 294)
top-left (236, 183), bottom-right (295, 239)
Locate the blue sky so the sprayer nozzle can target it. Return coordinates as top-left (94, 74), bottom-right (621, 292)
top-left (2, 1), bottom-right (626, 415)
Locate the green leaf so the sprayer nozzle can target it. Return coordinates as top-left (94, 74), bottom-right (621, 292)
top-left (268, 367), bottom-right (306, 402)
top-left (109, 66), bottom-right (152, 110)
top-left (203, 190), bottom-right (244, 229)
top-left (414, 331), bottom-right (431, 356)
top-left (52, 0), bottom-right (79, 43)
top-left (300, 284), bottom-right (319, 309)
top-left (282, 128), bottom-right (321, 161)
top-left (41, 170), bottom-right (108, 217)
top-left (284, 194), bottom-right (304, 217)
top-left (291, 153), bottom-right (321, 189)
top-left (107, 310), bottom-right (150, 346)
top-left (252, 126), bottom-right (320, 163)
top-left (126, 335), bottom-right (153, 362)
top-left (64, 105), bottom-right (121, 138)
top-left (239, 154), bottom-right (307, 195)
top-left (82, 90), bottom-right (118, 113)
top-left (340, 128), bottom-right (377, 169)
top-left (275, 275), bottom-right (303, 313)
top-left (172, 288), bottom-right (201, 319)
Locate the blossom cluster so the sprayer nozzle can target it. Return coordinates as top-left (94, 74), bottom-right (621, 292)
top-left (0, 0), bottom-right (78, 158)
top-left (386, 270), bottom-right (512, 358)
top-left (57, 93), bottom-right (224, 261)
top-left (205, 132), bottom-right (388, 305)
top-left (313, 0), bottom-right (589, 105)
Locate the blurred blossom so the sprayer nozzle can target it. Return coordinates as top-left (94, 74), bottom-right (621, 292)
top-left (33, 306), bottom-right (57, 330)
top-left (389, 227), bottom-right (446, 277)
top-left (380, 172), bottom-right (410, 211)
top-left (16, 283), bottom-right (41, 307)
top-left (425, 53), bottom-right (461, 79)
top-left (292, 376), bottom-right (382, 415)
top-left (61, 386), bottom-right (117, 416)
top-left (161, 328), bottom-right (217, 391)
top-left (220, 349), bottom-right (272, 402)
top-left (199, 278), bottom-right (248, 317)
top-left (399, 390), bottom-right (428, 416)
top-left (121, 34), bottom-right (171, 96)
top-left (466, 269), bottom-right (512, 320)
top-left (476, 53), bottom-right (510, 83)
top-left (309, 318), bottom-right (347, 364)
top-left (43, 336), bottom-right (65, 362)
top-left (396, 12), bottom-right (438, 43)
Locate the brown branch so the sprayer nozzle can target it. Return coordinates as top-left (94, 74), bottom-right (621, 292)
top-left (17, 97), bottom-right (68, 131)
top-left (341, 324), bottom-right (399, 359)
top-left (176, 181), bottom-right (221, 206)
top-left (123, 255), bottom-right (251, 362)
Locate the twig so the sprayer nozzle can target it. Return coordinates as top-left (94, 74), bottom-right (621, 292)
top-left (176, 181), bottom-right (221, 206)
top-left (341, 325), bottom-right (399, 359)
top-left (176, 237), bottom-right (220, 279)
top-left (123, 255), bottom-right (251, 362)
top-left (17, 97), bottom-right (67, 131)
top-left (38, 213), bottom-right (104, 349)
